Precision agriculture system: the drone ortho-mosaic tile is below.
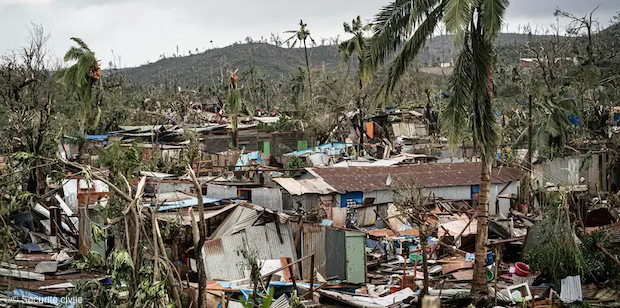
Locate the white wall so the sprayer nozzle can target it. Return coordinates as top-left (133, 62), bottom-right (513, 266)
top-left (362, 190), bottom-right (393, 204)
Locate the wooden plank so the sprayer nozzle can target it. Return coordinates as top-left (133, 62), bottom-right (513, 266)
top-left (451, 269), bottom-right (474, 281)
top-left (441, 262), bottom-right (473, 275)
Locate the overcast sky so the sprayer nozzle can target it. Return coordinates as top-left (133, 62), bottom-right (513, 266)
top-left (0, 0), bottom-right (618, 68)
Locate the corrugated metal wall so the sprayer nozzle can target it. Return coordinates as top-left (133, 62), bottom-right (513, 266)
top-left (251, 188), bottom-right (283, 212)
top-left (533, 156), bottom-right (581, 188)
top-left (426, 186), bottom-right (471, 200)
top-left (204, 222), bottom-right (297, 280)
top-left (203, 233), bottom-right (247, 279)
top-left (207, 184), bottom-right (238, 199)
top-left (301, 224), bottom-right (326, 279)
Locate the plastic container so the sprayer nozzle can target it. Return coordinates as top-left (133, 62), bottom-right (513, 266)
top-left (514, 262), bottom-right (531, 276)
top-left (486, 269), bottom-right (494, 282)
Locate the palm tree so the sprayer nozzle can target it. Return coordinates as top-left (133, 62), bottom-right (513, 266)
top-left (56, 37), bottom-right (100, 101)
top-left (56, 37), bottom-right (101, 132)
top-left (371, 0), bottom-right (509, 302)
top-left (339, 16), bottom-right (373, 154)
top-left (284, 20), bottom-right (316, 96)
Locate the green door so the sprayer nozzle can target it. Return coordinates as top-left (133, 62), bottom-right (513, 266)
top-left (345, 231), bottom-right (366, 284)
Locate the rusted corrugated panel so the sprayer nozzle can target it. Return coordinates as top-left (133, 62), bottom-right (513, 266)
top-left (204, 234), bottom-right (246, 280)
top-left (310, 163), bottom-right (522, 193)
top-left (302, 224), bottom-right (326, 279)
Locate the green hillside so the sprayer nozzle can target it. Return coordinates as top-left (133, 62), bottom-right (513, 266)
top-left (117, 29), bottom-right (616, 87)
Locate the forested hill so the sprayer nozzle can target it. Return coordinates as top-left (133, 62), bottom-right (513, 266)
top-left (117, 26), bottom-right (619, 87)
top-left (117, 43), bottom-right (342, 87)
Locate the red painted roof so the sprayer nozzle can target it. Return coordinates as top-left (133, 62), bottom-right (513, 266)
top-left (309, 163), bottom-right (522, 193)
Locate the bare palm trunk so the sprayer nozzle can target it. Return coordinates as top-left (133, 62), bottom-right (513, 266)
top-left (231, 114), bottom-right (239, 150)
top-left (472, 156), bottom-right (491, 300)
top-left (303, 40), bottom-right (313, 96)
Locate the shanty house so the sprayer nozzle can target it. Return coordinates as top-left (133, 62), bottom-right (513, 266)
top-left (303, 163), bottom-right (522, 216)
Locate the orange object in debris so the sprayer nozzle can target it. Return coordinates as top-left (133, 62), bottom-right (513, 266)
top-left (366, 122), bottom-right (374, 139)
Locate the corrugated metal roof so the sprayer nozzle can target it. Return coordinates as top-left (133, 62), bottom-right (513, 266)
top-left (273, 178), bottom-right (337, 195)
top-left (204, 223), bottom-right (296, 280)
top-left (270, 295), bottom-right (290, 308)
top-left (274, 178), bottom-right (312, 195)
top-left (210, 202), bottom-right (290, 239)
top-left (309, 163), bottom-right (522, 193)
top-left (561, 276), bottom-right (583, 303)
top-left (157, 203), bottom-right (238, 225)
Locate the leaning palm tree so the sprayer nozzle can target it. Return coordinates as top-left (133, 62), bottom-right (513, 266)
top-left (339, 16), bottom-right (373, 154)
top-left (56, 37), bottom-right (100, 101)
top-left (284, 20), bottom-right (316, 95)
top-left (371, 0), bottom-right (509, 302)
top-left (56, 37), bottom-right (101, 132)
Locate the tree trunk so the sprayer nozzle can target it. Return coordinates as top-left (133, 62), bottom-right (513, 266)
top-left (303, 40), bottom-right (313, 97)
top-left (471, 156), bottom-right (491, 301)
top-left (421, 224), bottom-right (429, 296)
top-left (78, 203), bottom-right (91, 255)
top-left (357, 96), bottom-right (364, 156)
top-left (188, 168), bottom-right (208, 307)
top-left (231, 114), bottom-right (239, 150)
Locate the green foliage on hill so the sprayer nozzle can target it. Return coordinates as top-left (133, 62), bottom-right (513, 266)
top-left (117, 33), bottom-right (555, 87)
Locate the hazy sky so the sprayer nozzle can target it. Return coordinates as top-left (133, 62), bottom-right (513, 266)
top-left (0, 0), bottom-right (618, 68)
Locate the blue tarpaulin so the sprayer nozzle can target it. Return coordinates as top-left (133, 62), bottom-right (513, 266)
top-left (86, 134), bottom-right (111, 146)
top-left (568, 115), bottom-right (581, 127)
top-left (235, 151), bottom-right (262, 171)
